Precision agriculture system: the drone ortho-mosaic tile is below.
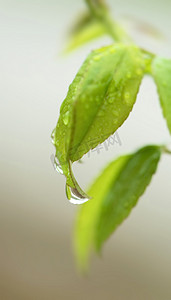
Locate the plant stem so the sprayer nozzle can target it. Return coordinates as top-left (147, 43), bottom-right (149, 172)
top-left (85, 0), bottom-right (132, 43)
top-left (163, 146), bottom-right (171, 155)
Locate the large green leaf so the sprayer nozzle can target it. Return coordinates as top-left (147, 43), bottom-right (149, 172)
top-left (152, 56), bottom-right (171, 133)
top-left (74, 145), bottom-right (161, 270)
top-left (53, 44), bottom-right (147, 201)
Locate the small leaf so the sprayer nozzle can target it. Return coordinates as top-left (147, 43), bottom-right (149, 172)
top-left (65, 12), bottom-right (106, 53)
top-left (152, 56), bottom-right (171, 133)
top-left (74, 145), bottom-right (161, 270)
top-left (53, 44), bottom-right (146, 200)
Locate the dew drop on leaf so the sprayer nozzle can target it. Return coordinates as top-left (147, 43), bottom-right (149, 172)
top-left (124, 91), bottom-right (132, 105)
top-left (54, 156), bottom-right (64, 175)
top-left (108, 97), bottom-right (114, 104)
top-left (107, 94), bottom-right (115, 104)
top-left (124, 91), bottom-right (130, 100)
top-left (66, 184), bottom-right (90, 205)
top-left (51, 128), bottom-right (56, 144)
top-left (63, 111), bottom-right (69, 125)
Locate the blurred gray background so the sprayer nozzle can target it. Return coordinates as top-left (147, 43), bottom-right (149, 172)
top-left (0, 0), bottom-right (171, 299)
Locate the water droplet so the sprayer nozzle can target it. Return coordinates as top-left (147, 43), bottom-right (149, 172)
top-left (54, 156), bottom-right (64, 175)
top-left (124, 92), bottom-right (131, 105)
top-left (63, 111), bottom-right (69, 125)
top-left (108, 95), bottom-right (115, 104)
top-left (51, 128), bottom-right (56, 144)
top-left (109, 98), bottom-right (114, 104)
top-left (124, 92), bottom-right (130, 100)
top-left (66, 184), bottom-right (90, 205)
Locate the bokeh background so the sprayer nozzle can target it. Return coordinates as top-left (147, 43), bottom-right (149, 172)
top-left (0, 0), bottom-right (171, 299)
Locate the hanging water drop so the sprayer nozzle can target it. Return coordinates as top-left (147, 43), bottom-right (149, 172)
top-left (66, 184), bottom-right (90, 205)
top-left (51, 128), bottom-right (56, 144)
top-left (54, 156), bottom-right (64, 175)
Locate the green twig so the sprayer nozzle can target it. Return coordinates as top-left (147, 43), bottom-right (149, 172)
top-left (163, 146), bottom-right (171, 155)
top-left (85, 0), bottom-right (132, 43)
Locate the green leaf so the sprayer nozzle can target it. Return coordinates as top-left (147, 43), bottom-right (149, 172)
top-left (152, 56), bottom-right (171, 133)
top-left (74, 154), bottom-right (129, 269)
top-left (74, 145), bottom-right (161, 270)
top-left (53, 44), bottom-right (146, 200)
top-left (64, 13), bottom-right (106, 53)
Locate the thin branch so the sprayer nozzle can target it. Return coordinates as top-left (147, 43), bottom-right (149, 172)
top-left (85, 0), bottom-right (132, 43)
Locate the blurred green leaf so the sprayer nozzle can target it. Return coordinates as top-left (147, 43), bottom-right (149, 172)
top-left (74, 145), bottom-right (161, 270)
top-left (53, 44), bottom-right (146, 200)
top-left (74, 154), bottom-right (129, 269)
top-left (152, 57), bottom-right (171, 134)
top-left (65, 12), bottom-right (106, 53)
